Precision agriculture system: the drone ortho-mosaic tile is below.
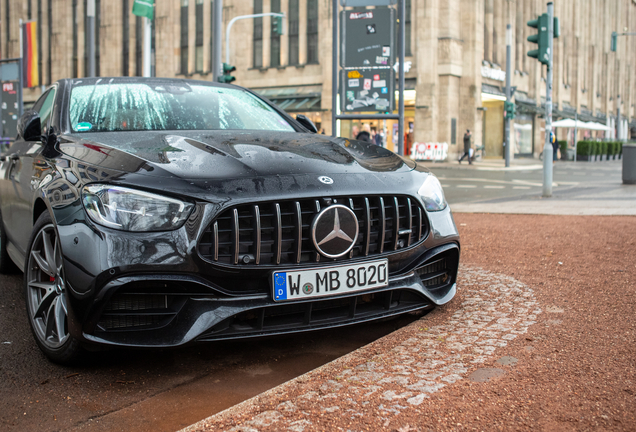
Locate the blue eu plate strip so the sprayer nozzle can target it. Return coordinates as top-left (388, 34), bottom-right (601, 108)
top-left (274, 272), bottom-right (287, 300)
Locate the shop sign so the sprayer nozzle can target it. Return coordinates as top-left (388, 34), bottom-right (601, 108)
top-left (411, 142), bottom-right (449, 161)
top-left (481, 66), bottom-right (506, 82)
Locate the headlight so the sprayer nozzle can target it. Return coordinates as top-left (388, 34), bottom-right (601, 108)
top-left (418, 175), bottom-right (447, 212)
top-left (82, 185), bottom-right (194, 231)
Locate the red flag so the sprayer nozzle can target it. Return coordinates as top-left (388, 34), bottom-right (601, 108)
top-left (22, 21), bottom-right (39, 88)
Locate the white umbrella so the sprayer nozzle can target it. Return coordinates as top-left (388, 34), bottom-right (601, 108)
top-left (552, 119), bottom-right (581, 128)
top-left (582, 121), bottom-right (612, 131)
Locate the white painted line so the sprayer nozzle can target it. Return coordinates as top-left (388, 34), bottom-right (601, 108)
top-left (513, 186), bottom-right (531, 189)
top-left (456, 185), bottom-right (477, 188)
top-left (441, 184), bottom-right (451, 188)
top-left (483, 185), bottom-right (505, 189)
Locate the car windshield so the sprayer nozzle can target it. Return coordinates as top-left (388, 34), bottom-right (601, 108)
top-left (69, 82), bottom-right (295, 133)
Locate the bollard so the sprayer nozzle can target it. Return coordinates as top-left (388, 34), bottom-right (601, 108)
top-left (623, 144), bottom-right (636, 185)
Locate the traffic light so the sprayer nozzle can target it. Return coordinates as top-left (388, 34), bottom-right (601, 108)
top-left (611, 31), bottom-right (617, 52)
top-left (527, 15), bottom-right (559, 65)
top-left (504, 101), bottom-right (516, 120)
top-left (218, 63), bottom-right (236, 83)
top-left (272, 15), bottom-right (284, 36)
top-left (527, 14), bottom-right (549, 65)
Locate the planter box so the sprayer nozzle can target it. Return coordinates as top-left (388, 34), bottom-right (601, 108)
top-left (576, 155), bottom-right (594, 161)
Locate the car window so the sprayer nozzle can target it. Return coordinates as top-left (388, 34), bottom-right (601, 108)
top-left (37, 89), bottom-right (56, 132)
top-left (68, 83), bottom-right (296, 133)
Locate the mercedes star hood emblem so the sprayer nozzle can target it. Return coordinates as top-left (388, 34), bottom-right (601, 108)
top-left (311, 204), bottom-right (359, 258)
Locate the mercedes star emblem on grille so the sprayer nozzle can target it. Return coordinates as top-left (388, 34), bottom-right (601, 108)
top-left (318, 176), bottom-right (334, 184)
top-left (311, 204), bottom-right (359, 258)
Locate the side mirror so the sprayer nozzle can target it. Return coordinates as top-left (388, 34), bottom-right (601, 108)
top-left (17, 110), bottom-right (42, 141)
top-left (296, 114), bottom-right (318, 133)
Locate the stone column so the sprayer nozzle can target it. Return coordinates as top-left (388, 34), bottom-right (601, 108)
top-left (459, 0), bottom-right (484, 160)
top-left (414, 0), bottom-right (439, 144)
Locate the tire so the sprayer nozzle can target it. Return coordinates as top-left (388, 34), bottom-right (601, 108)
top-left (0, 209), bottom-right (17, 273)
top-left (24, 212), bottom-right (84, 364)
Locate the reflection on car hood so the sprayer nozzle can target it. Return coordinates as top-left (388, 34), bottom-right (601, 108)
top-left (58, 130), bottom-right (415, 180)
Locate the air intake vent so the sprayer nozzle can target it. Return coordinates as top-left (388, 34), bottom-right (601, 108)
top-left (198, 196), bottom-right (428, 267)
top-left (415, 250), bottom-right (458, 289)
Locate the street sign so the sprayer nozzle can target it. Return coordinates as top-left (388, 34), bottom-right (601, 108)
top-left (341, 68), bottom-right (394, 113)
top-left (340, 7), bottom-right (394, 68)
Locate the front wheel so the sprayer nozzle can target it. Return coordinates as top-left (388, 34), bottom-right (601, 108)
top-left (25, 212), bottom-right (83, 364)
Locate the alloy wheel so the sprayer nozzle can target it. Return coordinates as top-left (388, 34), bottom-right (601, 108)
top-left (26, 223), bottom-right (69, 349)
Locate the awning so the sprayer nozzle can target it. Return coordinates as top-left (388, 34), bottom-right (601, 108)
top-left (252, 85), bottom-right (322, 112)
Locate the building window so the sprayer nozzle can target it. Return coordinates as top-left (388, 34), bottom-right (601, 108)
top-left (84, 0), bottom-right (101, 76)
top-left (47, 0), bottom-right (52, 84)
top-left (135, 15), bottom-right (142, 76)
top-left (253, 0), bottom-right (263, 68)
top-left (5, 0), bottom-right (10, 57)
top-left (28, 0), bottom-right (32, 19)
top-left (270, 0), bottom-right (281, 67)
top-left (405, 0), bottom-right (411, 56)
top-left (96, 0), bottom-right (101, 76)
top-left (307, 0), bottom-right (318, 64)
top-left (209, 0), bottom-right (213, 72)
top-left (288, 0), bottom-right (299, 65)
top-left (180, 0), bottom-right (189, 75)
top-left (195, 0), bottom-right (204, 73)
top-left (73, 0), bottom-right (79, 77)
top-left (123, 0), bottom-right (129, 76)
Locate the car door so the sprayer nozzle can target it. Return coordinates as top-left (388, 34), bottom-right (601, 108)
top-left (7, 88), bottom-right (57, 255)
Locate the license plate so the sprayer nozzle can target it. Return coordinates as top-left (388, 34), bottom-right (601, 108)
top-left (272, 259), bottom-right (389, 302)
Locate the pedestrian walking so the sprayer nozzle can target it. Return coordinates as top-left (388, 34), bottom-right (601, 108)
top-left (550, 131), bottom-right (558, 163)
top-left (459, 129), bottom-right (472, 164)
top-left (374, 129), bottom-right (384, 146)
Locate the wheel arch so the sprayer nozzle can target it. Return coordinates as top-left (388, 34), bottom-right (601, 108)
top-left (33, 198), bottom-right (49, 226)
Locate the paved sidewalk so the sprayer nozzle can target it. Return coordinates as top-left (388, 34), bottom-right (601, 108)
top-left (182, 267), bottom-right (540, 432)
top-left (424, 157), bottom-right (543, 172)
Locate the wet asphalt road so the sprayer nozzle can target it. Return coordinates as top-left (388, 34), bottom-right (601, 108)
top-left (430, 160), bottom-right (623, 205)
top-left (0, 268), bottom-right (420, 432)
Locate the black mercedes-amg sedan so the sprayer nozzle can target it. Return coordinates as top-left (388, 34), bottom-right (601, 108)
top-left (0, 78), bottom-right (459, 364)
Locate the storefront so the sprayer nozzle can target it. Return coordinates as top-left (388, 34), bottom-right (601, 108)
top-left (252, 84), bottom-right (324, 133)
top-left (338, 83), bottom-right (417, 153)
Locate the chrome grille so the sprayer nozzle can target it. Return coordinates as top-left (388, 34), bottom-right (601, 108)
top-left (198, 196), bottom-right (428, 266)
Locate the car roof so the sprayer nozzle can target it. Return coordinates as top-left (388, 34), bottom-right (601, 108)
top-left (59, 76), bottom-right (237, 90)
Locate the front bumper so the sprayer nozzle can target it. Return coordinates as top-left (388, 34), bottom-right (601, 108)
top-left (57, 200), bottom-right (460, 348)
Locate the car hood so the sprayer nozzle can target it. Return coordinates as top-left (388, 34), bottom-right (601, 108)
top-left (58, 130), bottom-right (416, 180)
